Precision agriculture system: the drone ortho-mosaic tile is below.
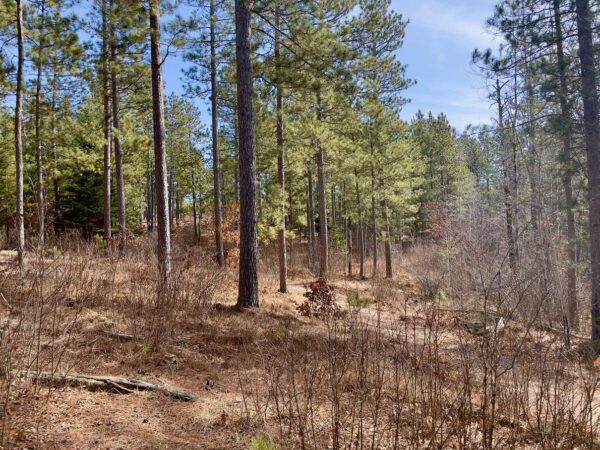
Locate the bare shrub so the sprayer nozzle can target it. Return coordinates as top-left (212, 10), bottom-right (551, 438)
top-left (297, 278), bottom-right (340, 318)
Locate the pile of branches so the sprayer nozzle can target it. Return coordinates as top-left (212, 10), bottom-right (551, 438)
top-left (298, 278), bottom-right (340, 318)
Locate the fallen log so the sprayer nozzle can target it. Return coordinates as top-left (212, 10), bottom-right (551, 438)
top-left (25, 370), bottom-right (196, 401)
top-left (95, 330), bottom-right (136, 341)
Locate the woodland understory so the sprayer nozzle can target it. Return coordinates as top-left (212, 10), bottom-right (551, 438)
top-left (1, 211), bottom-right (600, 450)
top-left (3, 0), bottom-right (600, 448)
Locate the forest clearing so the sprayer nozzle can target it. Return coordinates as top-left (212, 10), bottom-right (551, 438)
top-left (3, 0), bottom-right (600, 448)
top-left (3, 228), bottom-right (599, 449)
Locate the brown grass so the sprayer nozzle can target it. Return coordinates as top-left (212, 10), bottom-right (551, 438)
top-left (0, 224), bottom-right (599, 449)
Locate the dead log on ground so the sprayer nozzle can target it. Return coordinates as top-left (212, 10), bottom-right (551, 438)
top-left (25, 370), bottom-right (196, 401)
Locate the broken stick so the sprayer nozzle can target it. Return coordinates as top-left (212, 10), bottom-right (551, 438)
top-left (25, 370), bottom-right (196, 401)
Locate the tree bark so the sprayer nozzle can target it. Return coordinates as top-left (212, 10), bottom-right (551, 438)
top-left (149, 0), bottom-right (171, 284)
top-left (102, 0), bottom-right (112, 242)
top-left (347, 218), bottom-right (352, 277)
top-left (235, 0), bottom-right (259, 308)
top-left (146, 148), bottom-right (153, 232)
top-left (382, 195), bottom-right (392, 279)
top-left (275, 7), bottom-right (287, 293)
top-left (34, 0), bottom-right (47, 247)
top-left (192, 169), bottom-right (198, 244)
top-left (307, 166), bottom-right (315, 254)
top-left (370, 159), bottom-right (377, 278)
top-left (15, 0), bottom-right (25, 269)
top-left (496, 79), bottom-right (517, 270)
top-left (210, 0), bottom-right (225, 266)
top-left (554, 0), bottom-right (578, 331)
top-left (355, 171), bottom-right (364, 279)
top-left (110, 0), bottom-right (126, 255)
top-left (316, 89), bottom-right (329, 277)
top-left (575, 0), bottom-right (600, 345)
top-left (51, 65), bottom-right (60, 234)
top-left (168, 166), bottom-right (174, 228)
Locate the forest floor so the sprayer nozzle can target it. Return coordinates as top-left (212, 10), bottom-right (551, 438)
top-left (0, 236), bottom-right (596, 449)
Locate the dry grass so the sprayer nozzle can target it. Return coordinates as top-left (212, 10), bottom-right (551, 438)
top-left (0, 224), bottom-right (599, 449)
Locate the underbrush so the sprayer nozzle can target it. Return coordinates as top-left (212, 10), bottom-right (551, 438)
top-left (0, 236), bottom-right (225, 447)
top-left (241, 298), bottom-right (600, 449)
top-left (0, 229), bottom-right (599, 448)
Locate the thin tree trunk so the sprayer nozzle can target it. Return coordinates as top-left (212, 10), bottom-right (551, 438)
top-left (15, 0), bottom-right (25, 270)
top-left (331, 185), bottom-right (336, 238)
top-left (524, 68), bottom-right (539, 233)
top-left (168, 167), bottom-right (173, 228)
top-left (347, 218), bottom-right (353, 277)
top-left (307, 166), bottom-right (315, 254)
top-left (355, 171), bottom-right (364, 279)
top-left (233, 113), bottom-right (240, 205)
top-left (316, 89), bottom-right (328, 277)
top-left (102, 0), bottom-right (112, 242)
top-left (496, 79), bottom-right (517, 270)
top-left (370, 160), bottom-right (377, 278)
top-left (210, 0), bottom-right (225, 266)
top-left (575, 0), bottom-right (600, 345)
top-left (110, 1), bottom-right (126, 255)
top-left (51, 65), bottom-right (60, 234)
top-left (149, 0), bottom-right (171, 284)
top-left (34, 0), bottom-right (47, 247)
top-left (554, 0), bottom-right (578, 331)
top-left (382, 197), bottom-right (392, 279)
top-left (146, 148), bottom-right (153, 232)
top-left (192, 169), bottom-right (198, 244)
top-left (235, 0), bottom-right (259, 308)
top-left (275, 7), bottom-right (287, 293)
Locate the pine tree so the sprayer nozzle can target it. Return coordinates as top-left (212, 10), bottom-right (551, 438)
top-left (575, 0), bottom-right (600, 346)
top-left (235, 0), bottom-right (259, 308)
top-left (149, 0), bottom-right (171, 283)
top-left (14, 0), bottom-right (25, 269)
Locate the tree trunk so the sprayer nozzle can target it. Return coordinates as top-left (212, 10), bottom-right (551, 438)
top-left (210, 0), bottom-right (225, 267)
top-left (34, 0), bottom-right (47, 247)
top-left (307, 166), bottom-right (315, 254)
top-left (235, 0), bottom-right (259, 308)
top-left (102, 0), bottom-right (112, 242)
top-left (331, 185), bottom-right (336, 237)
top-left (168, 167), bottom-right (174, 229)
top-left (233, 113), bottom-right (240, 205)
top-left (275, 7), bottom-right (287, 293)
top-left (110, 1), bottom-right (126, 255)
top-left (370, 161), bottom-right (377, 278)
top-left (316, 89), bottom-right (328, 277)
top-left (496, 79), bottom-right (517, 270)
top-left (15, 0), bottom-right (25, 270)
top-left (149, 0), bottom-right (171, 284)
top-left (347, 218), bottom-right (352, 277)
top-left (146, 148), bottom-right (153, 232)
top-left (554, 0), bottom-right (578, 331)
top-left (575, 0), bottom-right (600, 345)
top-left (382, 197), bottom-right (392, 279)
top-left (355, 171), bottom-right (364, 279)
top-left (192, 169), bottom-right (198, 244)
top-left (51, 66), bottom-right (60, 234)
top-left (524, 67), bottom-right (540, 234)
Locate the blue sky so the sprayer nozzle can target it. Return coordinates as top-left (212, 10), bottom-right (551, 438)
top-left (393, 0), bottom-right (499, 129)
top-left (160, 0), bottom-right (499, 132)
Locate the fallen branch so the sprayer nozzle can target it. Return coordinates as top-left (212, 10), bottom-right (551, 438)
top-left (0, 292), bottom-right (13, 312)
top-left (95, 330), bottom-right (136, 341)
top-left (25, 370), bottom-right (196, 401)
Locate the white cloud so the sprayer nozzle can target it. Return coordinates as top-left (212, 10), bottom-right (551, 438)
top-left (397, 0), bottom-right (498, 48)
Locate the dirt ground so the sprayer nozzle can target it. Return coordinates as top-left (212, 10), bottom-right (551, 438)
top-left (0, 243), bottom-right (593, 449)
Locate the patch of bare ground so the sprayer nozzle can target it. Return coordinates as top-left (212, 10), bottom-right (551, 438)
top-left (1, 236), bottom-right (600, 449)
